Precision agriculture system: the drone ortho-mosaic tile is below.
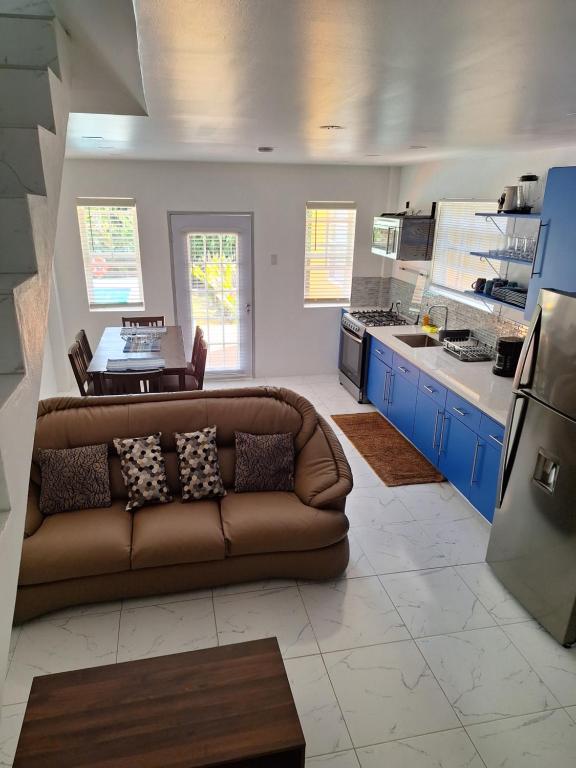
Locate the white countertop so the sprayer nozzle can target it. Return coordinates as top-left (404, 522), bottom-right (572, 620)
top-left (367, 325), bottom-right (514, 425)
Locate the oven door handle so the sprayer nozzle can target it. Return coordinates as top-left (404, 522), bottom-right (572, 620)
top-left (340, 327), bottom-right (363, 344)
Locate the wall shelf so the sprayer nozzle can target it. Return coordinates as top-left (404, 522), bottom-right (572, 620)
top-left (469, 250), bottom-right (533, 266)
top-left (475, 212), bottom-right (541, 220)
top-left (463, 290), bottom-right (526, 312)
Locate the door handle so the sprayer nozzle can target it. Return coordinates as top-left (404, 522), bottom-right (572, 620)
top-left (438, 414), bottom-right (448, 454)
top-left (452, 406), bottom-right (467, 417)
top-left (497, 394), bottom-right (525, 507)
top-left (341, 327), bottom-right (363, 345)
top-left (513, 303), bottom-right (541, 390)
top-left (398, 365), bottom-right (409, 374)
top-left (387, 372), bottom-right (395, 404)
top-left (423, 384), bottom-right (435, 394)
top-left (382, 371), bottom-right (390, 404)
top-left (530, 220), bottom-right (549, 278)
top-left (432, 409), bottom-right (441, 449)
top-left (470, 439), bottom-right (481, 485)
top-left (246, 303), bottom-right (252, 313)
top-left (488, 433), bottom-right (504, 447)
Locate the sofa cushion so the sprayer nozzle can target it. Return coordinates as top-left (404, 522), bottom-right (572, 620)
top-left (220, 491), bottom-right (349, 556)
top-left (20, 502), bottom-right (132, 585)
top-left (38, 444), bottom-right (111, 515)
top-left (131, 500), bottom-right (225, 569)
top-left (234, 432), bottom-right (295, 493)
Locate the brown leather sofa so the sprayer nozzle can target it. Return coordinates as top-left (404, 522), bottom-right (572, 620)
top-left (16, 388), bottom-right (352, 623)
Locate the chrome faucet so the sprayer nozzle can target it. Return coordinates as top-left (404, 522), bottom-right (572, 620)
top-left (428, 304), bottom-right (449, 330)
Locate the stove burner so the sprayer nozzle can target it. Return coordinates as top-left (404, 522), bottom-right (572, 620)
top-left (349, 309), bottom-right (408, 327)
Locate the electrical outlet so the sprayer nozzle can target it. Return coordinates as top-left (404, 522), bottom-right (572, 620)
top-left (270, 253), bottom-right (278, 266)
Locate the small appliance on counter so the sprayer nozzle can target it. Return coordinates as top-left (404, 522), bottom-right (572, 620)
top-left (492, 336), bottom-right (524, 377)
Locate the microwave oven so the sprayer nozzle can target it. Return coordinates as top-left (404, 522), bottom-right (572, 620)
top-left (372, 207), bottom-right (435, 261)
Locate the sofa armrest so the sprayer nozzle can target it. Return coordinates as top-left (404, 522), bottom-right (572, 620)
top-left (294, 416), bottom-right (352, 509)
top-left (25, 483), bottom-right (44, 538)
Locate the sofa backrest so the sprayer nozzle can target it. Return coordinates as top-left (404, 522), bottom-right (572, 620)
top-left (31, 388), bottom-right (320, 498)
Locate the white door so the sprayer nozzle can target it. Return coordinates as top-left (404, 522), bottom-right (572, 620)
top-left (169, 213), bottom-right (254, 377)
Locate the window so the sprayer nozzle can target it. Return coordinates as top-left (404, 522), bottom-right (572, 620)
top-left (76, 198), bottom-right (145, 311)
top-left (431, 200), bottom-right (501, 294)
top-left (304, 202), bottom-right (357, 306)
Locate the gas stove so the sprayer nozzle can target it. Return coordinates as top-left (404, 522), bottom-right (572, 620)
top-left (342, 305), bottom-right (409, 337)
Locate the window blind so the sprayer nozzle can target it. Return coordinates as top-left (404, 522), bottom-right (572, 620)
top-left (76, 198), bottom-right (145, 311)
top-left (304, 202), bottom-right (357, 306)
top-left (431, 200), bottom-right (500, 294)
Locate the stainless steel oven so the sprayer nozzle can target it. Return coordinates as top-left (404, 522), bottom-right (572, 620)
top-left (338, 324), bottom-right (368, 401)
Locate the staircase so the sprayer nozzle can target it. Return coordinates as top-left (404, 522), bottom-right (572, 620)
top-left (0, 0), bottom-right (70, 683)
top-left (0, 1), bottom-right (69, 402)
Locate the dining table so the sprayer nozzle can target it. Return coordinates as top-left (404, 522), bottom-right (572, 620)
top-left (87, 326), bottom-right (188, 394)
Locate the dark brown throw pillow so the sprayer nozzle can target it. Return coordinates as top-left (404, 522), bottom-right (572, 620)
top-left (113, 433), bottom-right (172, 512)
top-left (234, 432), bottom-right (295, 493)
top-left (38, 444), bottom-right (111, 515)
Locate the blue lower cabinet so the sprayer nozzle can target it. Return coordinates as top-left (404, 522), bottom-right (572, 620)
top-left (366, 352), bottom-right (390, 415)
top-left (438, 413), bottom-right (478, 499)
top-left (387, 373), bottom-right (418, 438)
top-left (413, 390), bottom-right (443, 465)
top-left (469, 440), bottom-right (501, 523)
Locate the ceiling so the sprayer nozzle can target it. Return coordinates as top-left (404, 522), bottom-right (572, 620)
top-left (66, 0), bottom-right (576, 164)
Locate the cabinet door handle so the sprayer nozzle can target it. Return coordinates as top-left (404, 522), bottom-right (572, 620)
top-left (382, 371), bottom-right (390, 404)
top-left (375, 348), bottom-right (384, 356)
top-left (432, 409), bottom-right (441, 449)
top-left (452, 406), bottom-right (467, 417)
top-left (530, 220), bottom-right (549, 278)
top-left (398, 365), bottom-right (409, 374)
top-left (470, 439), bottom-right (481, 485)
top-left (438, 414), bottom-right (447, 454)
top-left (423, 384), bottom-right (435, 394)
top-left (387, 372), bottom-right (395, 405)
top-left (488, 433), bottom-right (504, 447)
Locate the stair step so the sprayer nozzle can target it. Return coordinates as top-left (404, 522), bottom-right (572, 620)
top-left (0, 16), bottom-right (58, 75)
top-left (0, 68), bottom-right (54, 129)
top-left (0, 272), bottom-right (34, 294)
top-left (0, 294), bottom-right (25, 374)
top-left (0, 0), bottom-right (53, 19)
top-left (0, 197), bottom-right (36, 275)
top-left (0, 127), bottom-right (45, 196)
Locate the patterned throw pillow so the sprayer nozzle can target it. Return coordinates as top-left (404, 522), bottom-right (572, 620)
top-left (175, 427), bottom-right (226, 501)
top-left (234, 432), bottom-right (295, 493)
top-left (113, 433), bottom-right (172, 511)
top-left (38, 444), bottom-right (111, 515)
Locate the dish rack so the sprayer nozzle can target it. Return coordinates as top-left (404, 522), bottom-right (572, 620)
top-left (441, 330), bottom-right (495, 363)
top-left (490, 286), bottom-right (528, 309)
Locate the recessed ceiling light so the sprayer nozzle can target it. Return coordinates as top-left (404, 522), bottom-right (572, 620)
top-left (82, 136), bottom-right (104, 140)
top-left (409, 144), bottom-right (427, 149)
top-left (320, 124), bottom-right (344, 130)
top-left (258, 146), bottom-right (274, 152)
top-left (567, 112), bottom-right (576, 117)
top-left (365, 153), bottom-right (383, 157)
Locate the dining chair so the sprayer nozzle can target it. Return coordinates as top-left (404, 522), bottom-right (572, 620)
top-left (162, 336), bottom-right (208, 392)
top-left (101, 370), bottom-right (164, 395)
top-left (68, 340), bottom-right (94, 396)
top-left (75, 329), bottom-right (92, 365)
top-left (122, 316), bottom-right (165, 327)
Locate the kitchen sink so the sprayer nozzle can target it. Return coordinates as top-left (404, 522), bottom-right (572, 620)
top-left (394, 333), bottom-right (443, 348)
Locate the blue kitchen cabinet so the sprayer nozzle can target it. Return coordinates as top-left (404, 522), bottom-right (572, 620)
top-left (366, 350), bottom-right (390, 415)
top-left (469, 440), bottom-right (501, 523)
top-left (413, 390), bottom-right (443, 465)
top-left (387, 373), bottom-right (418, 438)
top-left (526, 166), bottom-right (576, 319)
top-left (438, 413), bottom-right (478, 499)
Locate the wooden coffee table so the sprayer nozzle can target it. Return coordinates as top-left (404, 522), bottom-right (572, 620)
top-left (14, 638), bottom-right (305, 767)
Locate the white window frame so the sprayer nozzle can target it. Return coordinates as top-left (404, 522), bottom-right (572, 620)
top-left (304, 201), bottom-right (357, 308)
top-left (430, 199), bottom-right (501, 301)
top-left (76, 198), bottom-right (145, 312)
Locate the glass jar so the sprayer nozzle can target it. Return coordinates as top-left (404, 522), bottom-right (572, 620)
top-left (517, 173), bottom-right (539, 213)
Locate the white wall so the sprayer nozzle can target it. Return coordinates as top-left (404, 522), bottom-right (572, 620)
top-left (50, 160), bottom-right (399, 385)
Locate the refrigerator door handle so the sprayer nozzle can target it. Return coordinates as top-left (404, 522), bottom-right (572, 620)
top-left (497, 394), bottom-right (525, 508)
top-left (514, 303), bottom-right (542, 390)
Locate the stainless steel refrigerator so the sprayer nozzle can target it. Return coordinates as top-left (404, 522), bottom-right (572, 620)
top-left (487, 288), bottom-right (576, 646)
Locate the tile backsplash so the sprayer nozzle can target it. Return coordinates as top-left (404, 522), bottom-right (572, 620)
top-left (350, 275), bottom-right (528, 348)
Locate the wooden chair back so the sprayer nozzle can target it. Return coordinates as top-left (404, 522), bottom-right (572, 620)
top-left (75, 329), bottom-right (92, 365)
top-left (194, 337), bottom-right (208, 390)
top-left (68, 340), bottom-right (90, 396)
top-left (122, 316), bottom-right (165, 327)
top-left (190, 325), bottom-right (204, 369)
top-left (102, 369), bottom-right (164, 395)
